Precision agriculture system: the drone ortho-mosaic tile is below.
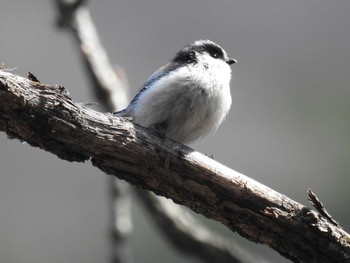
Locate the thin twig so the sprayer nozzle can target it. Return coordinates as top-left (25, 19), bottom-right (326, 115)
top-left (308, 189), bottom-right (341, 227)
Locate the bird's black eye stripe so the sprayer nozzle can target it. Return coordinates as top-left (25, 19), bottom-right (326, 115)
top-left (206, 44), bottom-right (224, 59)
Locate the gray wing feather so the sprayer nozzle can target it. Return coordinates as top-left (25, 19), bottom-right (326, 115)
top-left (113, 61), bottom-right (180, 116)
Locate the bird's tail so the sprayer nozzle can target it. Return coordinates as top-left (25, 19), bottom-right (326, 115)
top-left (113, 109), bottom-right (129, 116)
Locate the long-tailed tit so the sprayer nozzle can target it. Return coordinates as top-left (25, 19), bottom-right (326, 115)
top-left (115, 40), bottom-right (236, 146)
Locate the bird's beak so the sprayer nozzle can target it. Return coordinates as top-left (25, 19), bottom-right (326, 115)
top-left (227, 58), bottom-right (237, 65)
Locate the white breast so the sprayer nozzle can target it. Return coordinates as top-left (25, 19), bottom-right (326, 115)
top-left (130, 58), bottom-right (232, 145)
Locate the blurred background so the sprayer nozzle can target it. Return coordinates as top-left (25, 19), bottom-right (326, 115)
top-left (1, 1), bottom-right (350, 262)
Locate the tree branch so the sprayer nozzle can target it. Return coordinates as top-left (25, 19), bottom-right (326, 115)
top-left (1, 70), bottom-right (349, 262)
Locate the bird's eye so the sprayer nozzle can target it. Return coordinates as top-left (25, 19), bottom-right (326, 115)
top-left (203, 44), bottom-right (224, 59)
top-left (209, 51), bottom-right (219, 59)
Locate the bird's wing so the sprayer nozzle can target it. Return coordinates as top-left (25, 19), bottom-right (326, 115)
top-left (114, 61), bottom-right (180, 116)
top-left (144, 61), bottom-right (180, 86)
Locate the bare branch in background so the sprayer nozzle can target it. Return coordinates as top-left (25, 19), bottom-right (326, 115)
top-left (54, 0), bottom-right (129, 112)
top-left (1, 71), bottom-right (349, 263)
top-left (54, 1), bottom-right (131, 262)
top-left (136, 191), bottom-right (260, 263)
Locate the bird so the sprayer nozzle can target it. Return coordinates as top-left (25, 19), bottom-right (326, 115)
top-left (115, 40), bottom-right (236, 146)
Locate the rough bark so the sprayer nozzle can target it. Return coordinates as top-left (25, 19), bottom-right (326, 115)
top-left (1, 70), bottom-right (349, 263)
